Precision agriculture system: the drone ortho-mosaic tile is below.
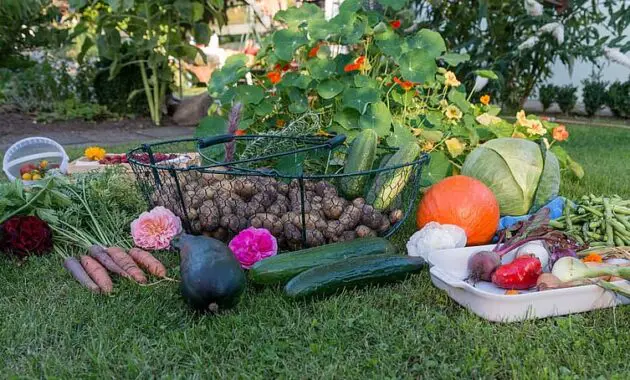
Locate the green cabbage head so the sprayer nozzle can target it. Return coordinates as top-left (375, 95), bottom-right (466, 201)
top-left (461, 138), bottom-right (560, 216)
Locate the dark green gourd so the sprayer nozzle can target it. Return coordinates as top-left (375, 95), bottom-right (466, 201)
top-left (175, 234), bottom-right (246, 312)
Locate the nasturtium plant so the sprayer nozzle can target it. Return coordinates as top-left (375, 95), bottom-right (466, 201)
top-left (203, 0), bottom-right (582, 183)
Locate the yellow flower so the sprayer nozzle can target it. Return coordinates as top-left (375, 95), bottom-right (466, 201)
top-left (512, 131), bottom-right (527, 139)
top-left (444, 71), bottom-right (461, 87)
top-left (439, 99), bottom-right (449, 109)
top-left (421, 141), bottom-right (435, 152)
top-left (85, 146), bottom-right (106, 161)
top-left (444, 105), bottom-right (462, 121)
top-left (516, 110), bottom-right (528, 126)
top-left (445, 138), bottom-right (465, 158)
top-left (480, 95), bottom-right (490, 105)
top-left (476, 113), bottom-right (502, 126)
top-left (526, 119), bottom-right (546, 136)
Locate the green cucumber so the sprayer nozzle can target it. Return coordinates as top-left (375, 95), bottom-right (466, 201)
top-left (284, 254), bottom-right (426, 299)
top-left (249, 237), bottom-right (396, 285)
top-left (340, 129), bottom-right (378, 198)
top-left (367, 142), bottom-right (421, 211)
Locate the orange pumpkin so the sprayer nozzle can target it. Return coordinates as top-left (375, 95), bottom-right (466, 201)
top-left (416, 175), bottom-right (499, 245)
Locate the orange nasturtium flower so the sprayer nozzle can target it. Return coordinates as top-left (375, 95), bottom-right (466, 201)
top-left (234, 129), bottom-right (246, 136)
top-left (480, 94), bottom-right (491, 105)
top-left (274, 63), bottom-right (291, 72)
top-left (344, 56), bottom-right (366, 72)
top-left (275, 119), bottom-right (286, 128)
top-left (582, 253), bottom-right (603, 263)
top-left (552, 125), bottom-right (569, 141)
top-left (393, 76), bottom-right (414, 91)
top-left (308, 43), bottom-right (322, 58)
top-left (267, 71), bottom-right (282, 84)
top-left (390, 20), bottom-right (401, 29)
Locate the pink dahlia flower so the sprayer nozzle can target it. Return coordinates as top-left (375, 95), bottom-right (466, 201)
top-left (131, 206), bottom-right (182, 250)
top-left (228, 227), bottom-right (278, 269)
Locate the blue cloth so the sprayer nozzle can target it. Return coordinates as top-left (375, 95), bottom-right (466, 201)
top-left (498, 196), bottom-right (566, 231)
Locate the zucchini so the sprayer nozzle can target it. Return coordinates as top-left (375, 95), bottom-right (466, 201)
top-left (367, 142), bottom-right (421, 211)
top-left (249, 237), bottom-right (396, 285)
top-left (340, 129), bottom-right (378, 198)
top-left (284, 254), bottom-right (426, 299)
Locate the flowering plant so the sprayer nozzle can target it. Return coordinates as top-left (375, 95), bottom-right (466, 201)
top-left (1, 215), bottom-right (53, 258)
top-left (228, 227), bottom-right (278, 269)
top-left (131, 206), bottom-right (183, 250)
top-left (203, 0), bottom-right (582, 183)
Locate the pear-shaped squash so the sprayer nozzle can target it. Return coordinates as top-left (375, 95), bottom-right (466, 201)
top-left (174, 234), bottom-right (246, 312)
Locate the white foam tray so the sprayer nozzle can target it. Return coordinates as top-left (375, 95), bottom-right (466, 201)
top-left (428, 245), bottom-right (630, 322)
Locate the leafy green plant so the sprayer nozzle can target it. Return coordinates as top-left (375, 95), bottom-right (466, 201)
top-left (538, 84), bottom-right (557, 112)
top-left (71, 0), bottom-right (226, 125)
top-left (555, 85), bottom-right (577, 115)
top-left (408, 0), bottom-right (630, 109)
top-left (607, 80), bottom-right (630, 119)
top-left (582, 75), bottom-right (608, 117)
top-left (36, 99), bottom-right (117, 123)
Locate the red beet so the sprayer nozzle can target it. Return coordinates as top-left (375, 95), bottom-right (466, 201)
top-left (491, 255), bottom-right (542, 290)
top-left (467, 250), bottom-right (501, 282)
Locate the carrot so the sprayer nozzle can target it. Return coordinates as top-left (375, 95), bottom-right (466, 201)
top-left (89, 245), bottom-right (131, 279)
top-left (128, 248), bottom-right (167, 278)
top-left (106, 247), bottom-right (147, 284)
top-left (80, 255), bottom-right (114, 294)
top-left (63, 257), bottom-right (100, 293)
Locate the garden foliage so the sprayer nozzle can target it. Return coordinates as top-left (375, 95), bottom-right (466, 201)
top-left (607, 80), bottom-right (630, 119)
top-left (204, 0), bottom-right (583, 181)
top-left (554, 85), bottom-right (577, 115)
top-left (538, 84), bottom-right (556, 111)
top-left (581, 75), bottom-right (609, 117)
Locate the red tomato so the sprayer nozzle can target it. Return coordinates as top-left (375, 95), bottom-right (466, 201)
top-left (491, 255), bottom-right (542, 290)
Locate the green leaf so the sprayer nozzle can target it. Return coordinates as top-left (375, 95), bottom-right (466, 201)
top-left (376, 0), bottom-right (407, 11)
top-left (463, 114), bottom-right (479, 146)
top-left (475, 69), bottom-right (499, 80)
top-left (196, 115), bottom-right (227, 137)
top-left (307, 18), bottom-right (332, 41)
top-left (354, 75), bottom-right (378, 88)
top-left (317, 79), bottom-right (345, 99)
top-left (398, 50), bottom-right (437, 83)
top-left (307, 58), bottom-right (338, 80)
top-left (254, 98), bottom-right (275, 116)
top-left (329, 123), bottom-right (361, 140)
top-left (341, 16), bottom-right (367, 45)
top-left (272, 29), bottom-right (308, 61)
top-left (192, 2), bottom-right (204, 21)
top-left (69, 0), bottom-right (88, 7)
top-left (342, 87), bottom-right (380, 114)
top-left (408, 29), bottom-right (446, 58)
top-left (275, 154), bottom-right (305, 177)
top-left (234, 85), bottom-right (264, 105)
top-left (421, 151), bottom-right (451, 186)
top-left (339, 0), bottom-right (362, 13)
top-left (208, 54), bottom-right (248, 95)
top-left (193, 23), bottom-right (211, 45)
top-left (359, 102), bottom-right (392, 137)
top-left (287, 87), bottom-right (307, 113)
top-left (280, 72), bottom-right (312, 89)
top-left (107, 0), bottom-right (134, 11)
top-left (96, 28), bottom-right (121, 60)
top-left (386, 122), bottom-right (415, 147)
top-left (439, 53), bottom-right (470, 66)
top-left (375, 29), bottom-right (407, 59)
top-left (77, 38), bottom-right (94, 64)
top-left (334, 109), bottom-right (361, 129)
top-left (274, 3), bottom-right (323, 27)
top-left (416, 128), bottom-right (443, 142)
top-left (448, 89), bottom-right (470, 112)
top-left (487, 105), bottom-right (501, 116)
top-left (425, 111), bottom-right (443, 128)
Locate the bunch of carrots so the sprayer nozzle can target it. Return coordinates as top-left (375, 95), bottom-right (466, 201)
top-left (63, 245), bottom-right (168, 294)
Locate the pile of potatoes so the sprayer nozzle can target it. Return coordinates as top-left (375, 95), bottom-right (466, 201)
top-left (151, 169), bottom-right (403, 249)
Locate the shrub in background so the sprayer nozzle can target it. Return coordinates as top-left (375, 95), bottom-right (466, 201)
top-left (582, 75), bottom-right (609, 117)
top-left (607, 80), bottom-right (630, 119)
top-left (94, 58), bottom-right (148, 116)
top-left (538, 84), bottom-right (557, 111)
top-left (555, 85), bottom-right (577, 115)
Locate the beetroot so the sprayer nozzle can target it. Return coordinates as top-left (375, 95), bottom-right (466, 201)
top-left (467, 250), bottom-right (501, 282)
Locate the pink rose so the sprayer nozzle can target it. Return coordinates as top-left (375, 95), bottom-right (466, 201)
top-left (131, 206), bottom-right (182, 250)
top-left (228, 227), bottom-right (278, 269)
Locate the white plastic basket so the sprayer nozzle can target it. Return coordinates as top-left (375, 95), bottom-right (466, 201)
top-left (2, 137), bottom-right (69, 183)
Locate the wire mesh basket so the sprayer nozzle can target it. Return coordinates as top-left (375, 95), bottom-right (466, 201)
top-left (127, 134), bottom-right (429, 251)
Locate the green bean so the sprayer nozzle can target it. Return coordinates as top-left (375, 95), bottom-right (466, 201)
top-left (604, 198), bottom-right (615, 246)
top-left (613, 206), bottom-right (630, 215)
top-left (615, 236), bottom-right (624, 247)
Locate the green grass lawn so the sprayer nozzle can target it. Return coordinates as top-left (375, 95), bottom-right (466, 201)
top-left (3, 125), bottom-right (630, 378)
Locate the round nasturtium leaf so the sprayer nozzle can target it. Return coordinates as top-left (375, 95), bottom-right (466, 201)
top-left (408, 29), bottom-right (446, 59)
top-left (342, 87), bottom-right (380, 114)
top-left (398, 50), bottom-right (437, 84)
top-left (359, 102), bottom-right (392, 137)
top-left (234, 85), bottom-right (264, 105)
top-left (272, 29), bottom-right (308, 61)
top-left (317, 79), bottom-right (345, 99)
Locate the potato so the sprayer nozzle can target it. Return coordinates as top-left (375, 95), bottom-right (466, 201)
top-left (360, 204), bottom-right (385, 230)
top-left (322, 196), bottom-right (347, 220)
top-left (250, 213), bottom-right (283, 235)
top-left (356, 225), bottom-right (377, 238)
top-left (199, 200), bottom-right (220, 230)
top-left (389, 209), bottom-right (404, 224)
top-left (220, 214), bottom-right (248, 233)
top-left (339, 205), bottom-right (361, 230)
